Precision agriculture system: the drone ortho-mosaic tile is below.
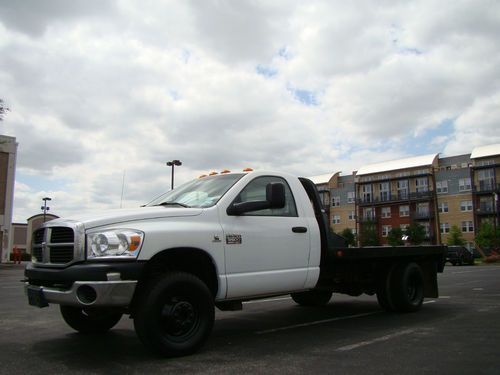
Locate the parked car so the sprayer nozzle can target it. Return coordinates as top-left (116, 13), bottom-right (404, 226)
top-left (446, 246), bottom-right (475, 266)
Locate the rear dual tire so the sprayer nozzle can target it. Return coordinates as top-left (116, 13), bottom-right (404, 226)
top-left (377, 262), bottom-right (424, 313)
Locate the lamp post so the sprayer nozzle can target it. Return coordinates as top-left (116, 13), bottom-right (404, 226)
top-left (41, 197), bottom-right (52, 222)
top-left (166, 160), bottom-right (182, 190)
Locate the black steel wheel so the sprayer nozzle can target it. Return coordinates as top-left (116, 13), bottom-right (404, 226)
top-left (291, 290), bottom-right (332, 306)
top-left (60, 305), bottom-right (122, 333)
top-left (133, 272), bottom-right (214, 357)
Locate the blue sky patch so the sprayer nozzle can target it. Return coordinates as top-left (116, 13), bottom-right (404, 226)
top-left (256, 64), bottom-right (278, 78)
top-left (403, 118), bottom-right (456, 155)
top-left (17, 172), bottom-right (69, 193)
top-left (288, 86), bottom-right (319, 106)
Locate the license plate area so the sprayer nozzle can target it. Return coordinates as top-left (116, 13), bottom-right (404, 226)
top-left (27, 286), bottom-right (49, 308)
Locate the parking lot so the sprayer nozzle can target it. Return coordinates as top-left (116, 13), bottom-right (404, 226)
top-left (1, 263), bottom-right (499, 374)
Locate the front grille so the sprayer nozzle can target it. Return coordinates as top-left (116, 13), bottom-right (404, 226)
top-left (49, 246), bottom-right (74, 263)
top-left (51, 227), bottom-right (74, 243)
top-left (32, 226), bottom-right (76, 265)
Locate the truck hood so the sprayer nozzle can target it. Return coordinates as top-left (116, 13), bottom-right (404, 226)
top-left (47, 206), bottom-right (203, 230)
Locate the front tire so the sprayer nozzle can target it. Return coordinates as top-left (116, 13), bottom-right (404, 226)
top-left (291, 290), bottom-right (332, 306)
top-left (60, 306), bottom-right (122, 333)
top-left (133, 272), bottom-right (214, 357)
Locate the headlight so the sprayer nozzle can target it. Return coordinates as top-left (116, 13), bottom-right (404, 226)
top-left (87, 229), bottom-right (144, 259)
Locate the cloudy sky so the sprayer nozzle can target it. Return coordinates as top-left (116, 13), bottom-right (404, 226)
top-left (1, 0), bottom-right (499, 222)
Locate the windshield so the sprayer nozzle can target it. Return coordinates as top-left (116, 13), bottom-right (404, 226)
top-left (146, 173), bottom-right (245, 208)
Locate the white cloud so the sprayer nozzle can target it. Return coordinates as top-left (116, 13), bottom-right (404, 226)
top-left (1, 0), bottom-right (499, 222)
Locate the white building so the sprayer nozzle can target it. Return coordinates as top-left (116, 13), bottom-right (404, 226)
top-left (0, 135), bottom-right (18, 263)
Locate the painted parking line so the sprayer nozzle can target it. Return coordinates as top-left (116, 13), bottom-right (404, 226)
top-left (336, 329), bottom-right (416, 352)
top-left (256, 311), bottom-right (381, 335)
top-left (256, 299), bottom-right (439, 335)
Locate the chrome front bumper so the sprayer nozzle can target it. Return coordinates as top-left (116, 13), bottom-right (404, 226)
top-left (25, 279), bottom-right (137, 308)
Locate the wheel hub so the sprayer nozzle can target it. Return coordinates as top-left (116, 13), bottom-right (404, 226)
top-left (162, 299), bottom-right (197, 337)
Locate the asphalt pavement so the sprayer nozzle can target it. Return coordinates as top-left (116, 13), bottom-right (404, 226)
top-left (0, 262), bottom-right (499, 374)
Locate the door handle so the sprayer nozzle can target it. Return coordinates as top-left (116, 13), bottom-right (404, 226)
top-left (292, 226), bottom-right (308, 233)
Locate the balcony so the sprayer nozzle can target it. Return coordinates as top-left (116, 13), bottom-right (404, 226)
top-left (356, 191), bottom-right (434, 206)
top-left (476, 204), bottom-right (495, 216)
top-left (359, 216), bottom-right (378, 223)
top-left (473, 181), bottom-right (500, 194)
top-left (412, 211), bottom-right (434, 220)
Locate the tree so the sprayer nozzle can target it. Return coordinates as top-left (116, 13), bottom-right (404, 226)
top-left (447, 225), bottom-right (466, 246)
top-left (0, 99), bottom-right (9, 121)
top-left (387, 227), bottom-right (404, 246)
top-left (405, 223), bottom-right (426, 245)
top-left (340, 228), bottom-right (356, 247)
top-left (359, 221), bottom-right (380, 246)
top-left (475, 222), bottom-right (500, 251)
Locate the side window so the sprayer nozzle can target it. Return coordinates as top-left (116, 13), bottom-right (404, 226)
top-left (235, 176), bottom-right (298, 217)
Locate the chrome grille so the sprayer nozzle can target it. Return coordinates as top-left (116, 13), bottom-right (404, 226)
top-left (32, 226), bottom-right (76, 265)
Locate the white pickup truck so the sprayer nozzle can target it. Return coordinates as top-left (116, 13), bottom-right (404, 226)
top-left (25, 170), bottom-right (446, 357)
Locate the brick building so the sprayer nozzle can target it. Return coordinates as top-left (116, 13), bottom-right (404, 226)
top-left (319, 144), bottom-right (500, 248)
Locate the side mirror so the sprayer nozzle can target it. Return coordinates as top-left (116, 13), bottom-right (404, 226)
top-left (227, 182), bottom-right (286, 215)
top-left (266, 182), bottom-right (286, 209)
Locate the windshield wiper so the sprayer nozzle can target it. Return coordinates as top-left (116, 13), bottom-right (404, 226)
top-left (155, 201), bottom-right (190, 208)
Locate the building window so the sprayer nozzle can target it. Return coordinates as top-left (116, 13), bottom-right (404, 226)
top-left (381, 207), bottom-right (391, 218)
top-left (416, 177), bottom-right (429, 193)
top-left (379, 182), bottom-right (390, 201)
top-left (416, 202), bottom-right (430, 217)
top-left (399, 205), bottom-right (409, 217)
top-left (479, 197), bottom-right (494, 213)
top-left (397, 180), bottom-right (408, 199)
top-left (348, 211), bottom-right (355, 221)
top-left (436, 181), bottom-right (448, 194)
top-left (422, 222), bottom-right (431, 238)
top-left (333, 215), bottom-right (341, 224)
top-left (363, 207), bottom-right (375, 221)
top-left (461, 221), bottom-right (474, 232)
top-left (332, 196), bottom-right (340, 207)
top-left (362, 185), bottom-right (372, 203)
top-left (400, 224), bottom-right (409, 231)
top-left (347, 191), bottom-right (355, 204)
top-left (460, 200), bottom-right (473, 212)
top-left (459, 178), bottom-right (471, 192)
top-left (438, 202), bottom-right (449, 213)
top-left (440, 223), bottom-right (450, 234)
top-left (478, 169), bottom-right (495, 191)
top-left (382, 225), bottom-right (391, 237)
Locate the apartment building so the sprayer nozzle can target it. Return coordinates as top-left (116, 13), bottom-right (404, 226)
top-left (471, 144), bottom-right (500, 231)
top-left (319, 144), bottom-right (500, 247)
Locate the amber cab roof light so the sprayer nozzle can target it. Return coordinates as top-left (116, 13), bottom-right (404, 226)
top-left (243, 168), bottom-right (253, 172)
top-left (220, 169), bottom-right (231, 174)
top-left (209, 171), bottom-right (218, 176)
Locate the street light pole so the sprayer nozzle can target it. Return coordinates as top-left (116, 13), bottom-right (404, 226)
top-left (166, 160), bottom-right (182, 190)
top-left (41, 197), bottom-right (52, 222)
